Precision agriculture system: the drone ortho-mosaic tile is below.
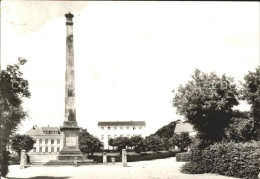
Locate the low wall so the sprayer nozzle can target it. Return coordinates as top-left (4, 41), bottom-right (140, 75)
top-left (28, 153), bottom-right (58, 164)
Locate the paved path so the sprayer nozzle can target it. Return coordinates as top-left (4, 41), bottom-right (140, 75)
top-left (7, 157), bottom-right (238, 179)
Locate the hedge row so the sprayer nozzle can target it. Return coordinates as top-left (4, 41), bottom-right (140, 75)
top-left (88, 150), bottom-right (180, 163)
top-left (176, 152), bottom-right (190, 162)
top-left (181, 141), bottom-right (260, 178)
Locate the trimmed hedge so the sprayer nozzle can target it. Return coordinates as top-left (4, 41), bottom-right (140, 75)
top-left (181, 141), bottom-right (260, 178)
top-left (88, 150), bottom-right (180, 163)
top-left (176, 152), bottom-right (190, 162)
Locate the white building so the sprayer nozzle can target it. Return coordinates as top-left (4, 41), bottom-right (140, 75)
top-left (98, 121), bottom-right (146, 149)
top-left (25, 126), bottom-right (63, 164)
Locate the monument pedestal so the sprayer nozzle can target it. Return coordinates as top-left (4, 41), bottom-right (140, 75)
top-left (58, 125), bottom-right (85, 160)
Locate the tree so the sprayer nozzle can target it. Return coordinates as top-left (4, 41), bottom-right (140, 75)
top-left (129, 135), bottom-right (144, 150)
top-left (0, 59), bottom-right (30, 177)
top-left (79, 129), bottom-right (103, 156)
top-left (113, 136), bottom-right (130, 154)
top-left (173, 69), bottom-right (239, 148)
top-left (142, 135), bottom-right (163, 152)
top-left (241, 66), bottom-right (260, 139)
top-left (225, 118), bottom-right (255, 142)
top-left (169, 132), bottom-right (192, 152)
top-left (153, 121), bottom-right (177, 139)
top-left (10, 134), bottom-right (35, 156)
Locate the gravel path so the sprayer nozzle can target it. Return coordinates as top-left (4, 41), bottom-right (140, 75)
top-left (7, 157), bottom-right (239, 179)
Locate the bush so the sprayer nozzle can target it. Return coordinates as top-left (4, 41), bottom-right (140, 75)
top-left (181, 141), bottom-right (260, 178)
top-left (169, 132), bottom-right (192, 151)
top-left (176, 152), bottom-right (190, 162)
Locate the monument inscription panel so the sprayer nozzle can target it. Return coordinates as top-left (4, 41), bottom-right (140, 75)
top-left (66, 136), bottom-right (77, 146)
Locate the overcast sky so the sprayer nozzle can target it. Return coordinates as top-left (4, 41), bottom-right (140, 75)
top-left (1, 1), bottom-right (259, 136)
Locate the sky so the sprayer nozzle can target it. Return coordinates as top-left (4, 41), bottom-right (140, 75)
top-left (1, 1), bottom-right (259, 136)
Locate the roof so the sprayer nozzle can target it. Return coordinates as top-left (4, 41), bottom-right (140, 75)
top-left (42, 127), bottom-right (59, 132)
top-left (98, 121), bottom-right (146, 126)
top-left (174, 123), bottom-right (194, 133)
top-left (25, 126), bottom-right (60, 136)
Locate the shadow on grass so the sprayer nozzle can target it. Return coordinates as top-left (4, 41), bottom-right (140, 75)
top-left (8, 177), bottom-right (70, 179)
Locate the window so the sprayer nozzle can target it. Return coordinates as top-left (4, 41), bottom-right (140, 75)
top-left (101, 127), bottom-right (104, 130)
top-left (45, 139), bottom-right (48, 144)
top-left (126, 126), bottom-right (129, 129)
top-left (51, 147), bottom-right (54, 152)
top-left (57, 139), bottom-right (60, 144)
top-left (39, 139), bottom-right (42, 144)
top-left (33, 147), bottom-right (36, 152)
top-left (114, 126), bottom-right (117, 130)
top-left (108, 126), bottom-right (111, 130)
top-left (45, 147), bottom-right (48, 152)
top-left (51, 139), bottom-right (54, 144)
top-left (120, 126), bottom-right (123, 130)
top-left (108, 135), bottom-right (111, 139)
top-left (57, 147), bottom-right (60, 152)
top-left (114, 134), bottom-right (117, 138)
top-left (39, 147), bottom-right (42, 153)
top-left (139, 126), bottom-right (142, 130)
top-left (133, 126), bottom-right (136, 130)
top-left (101, 135), bottom-right (104, 140)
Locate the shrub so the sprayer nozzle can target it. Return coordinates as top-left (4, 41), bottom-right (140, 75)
top-left (181, 141), bottom-right (260, 178)
top-left (176, 152), bottom-right (190, 162)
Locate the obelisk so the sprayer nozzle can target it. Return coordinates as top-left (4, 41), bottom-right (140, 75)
top-left (58, 12), bottom-right (84, 160)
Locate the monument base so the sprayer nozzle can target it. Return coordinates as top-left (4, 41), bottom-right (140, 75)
top-left (58, 124), bottom-right (85, 160)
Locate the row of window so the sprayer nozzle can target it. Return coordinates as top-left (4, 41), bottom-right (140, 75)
top-left (38, 139), bottom-right (60, 144)
top-left (101, 126), bottom-right (142, 130)
top-left (43, 131), bottom-right (60, 134)
top-left (33, 147), bottom-right (60, 153)
top-left (101, 134), bottom-right (139, 140)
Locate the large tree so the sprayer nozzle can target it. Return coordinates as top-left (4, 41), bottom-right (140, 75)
top-left (173, 69), bottom-right (239, 148)
top-left (241, 66), bottom-right (260, 139)
top-left (0, 59), bottom-right (30, 177)
top-left (10, 134), bottom-right (35, 157)
top-left (79, 129), bottom-right (103, 156)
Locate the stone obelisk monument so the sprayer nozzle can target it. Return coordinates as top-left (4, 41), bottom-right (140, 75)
top-left (58, 12), bottom-right (84, 160)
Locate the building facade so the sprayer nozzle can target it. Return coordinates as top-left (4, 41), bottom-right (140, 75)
top-left (25, 126), bottom-right (62, 154)
top-left (98, 121), bottom-right (146, 149)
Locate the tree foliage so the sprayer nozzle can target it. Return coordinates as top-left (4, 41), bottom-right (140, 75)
top-left (79, 129), bottom-right (103, 156)
top-left (10, 134), bottom-right (35, 156)
top-left (169, 132), bottom-right (192, 151)
top-left (0, 60), bottom-right (30, 177)
top-left (225, 118), bottom-right (255, 142)
top-left (241, 66), bottom-right (260, 138)
top-left (113, 136), bottom-right (130, 154)
top-left (153, 121), bottom-right (177, 139)
top-left (129, 135), bottom-right (144, 149)
top-left (173, 69), bottom-right (239, 148)
top-left (142, 135), bottom-right (163, 152)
